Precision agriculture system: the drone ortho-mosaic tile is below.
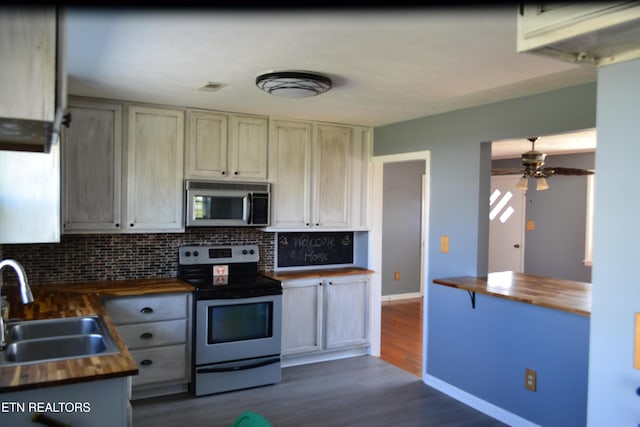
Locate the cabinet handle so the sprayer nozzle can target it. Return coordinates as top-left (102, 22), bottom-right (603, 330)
top-left (140, 307), bottom-right (154, 314)
top-left (62, 112), bottom-right (72, 128)
top-left (140, 332), bottom-right (153, 339)
top-left (140, 359), bottom-right (153, 366)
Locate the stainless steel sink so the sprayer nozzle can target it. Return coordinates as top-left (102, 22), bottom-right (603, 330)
top-left (4, 334), bottom-right (117, 363)
top-left (7, 316), bottom-right (101, 341)
top-left (0, 316), bottom-right (120, 366)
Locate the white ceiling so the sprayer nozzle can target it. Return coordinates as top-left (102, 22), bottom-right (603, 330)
top-left (492, 128), bottom-right (597, 160)
top-left (64, 7), bottom-right (598, 154)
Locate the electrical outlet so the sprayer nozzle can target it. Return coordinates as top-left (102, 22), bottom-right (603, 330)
top-left (525, 368), bottom-right (537, 392)
top-left (394, 271), bottom-right (400, 281)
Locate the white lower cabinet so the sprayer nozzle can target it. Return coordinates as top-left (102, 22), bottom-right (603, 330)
top-left (281, 275), bottom-right (369, 366)
top-left (104, 292), bottom-right (192, 399)
top-left (0, 377), bottom-right (131, 427)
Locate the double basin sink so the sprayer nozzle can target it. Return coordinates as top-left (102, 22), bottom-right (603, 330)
top-left (0, 316), bottom-right (119, 366)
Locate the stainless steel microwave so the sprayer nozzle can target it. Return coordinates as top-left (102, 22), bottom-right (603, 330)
top-left (185, 180), bottom-right (270, 227)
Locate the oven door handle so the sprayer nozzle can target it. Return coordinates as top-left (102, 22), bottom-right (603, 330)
top-left (197, 357), bottom-right (280, 374)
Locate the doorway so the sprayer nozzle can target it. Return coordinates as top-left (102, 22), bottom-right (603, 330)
top-left (488, 175), bottom-right (526, 273)
top-left (369, 151), bottom-right (430, 378)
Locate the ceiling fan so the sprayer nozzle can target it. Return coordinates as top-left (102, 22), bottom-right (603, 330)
top-left (492, 137), bottom-right (594, 191)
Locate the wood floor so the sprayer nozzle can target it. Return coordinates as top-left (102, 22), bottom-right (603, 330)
top-left (380, 297), bottom-right (423, 377)
top-left (132, 356), bottom-right (506, 427)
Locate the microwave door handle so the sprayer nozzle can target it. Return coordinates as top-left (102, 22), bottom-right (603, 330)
top-left (244, 193), bottom-right (252, 224)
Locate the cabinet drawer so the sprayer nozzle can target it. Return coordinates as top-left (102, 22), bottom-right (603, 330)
top-left (117, 319), bottom-right (187, 349)
top-left (130, 345), bottom-right (187, 387)
top-left (105, 294), bottom-right (188, 324)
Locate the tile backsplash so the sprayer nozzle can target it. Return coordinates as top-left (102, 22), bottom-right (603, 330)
top-left (1, 229), bottom-right (275, 285)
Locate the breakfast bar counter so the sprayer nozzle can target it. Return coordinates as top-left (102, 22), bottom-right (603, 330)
top-left (433, 271), bottom-right (591, 317)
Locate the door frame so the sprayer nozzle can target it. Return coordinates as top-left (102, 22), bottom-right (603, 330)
top-left (368, 151), bottom-right (430, 364)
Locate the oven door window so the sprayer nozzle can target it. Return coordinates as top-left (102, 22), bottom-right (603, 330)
top-left (194, 195), bottom-right (247, 221)
top-left (208, 302), bottom-right (273, 344)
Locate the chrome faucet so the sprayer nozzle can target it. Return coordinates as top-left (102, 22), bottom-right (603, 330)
top-left (0, 259), bottom-right (34, 349)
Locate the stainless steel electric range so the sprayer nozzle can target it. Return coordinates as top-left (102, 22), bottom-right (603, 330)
top-left (177, 244), bottom-right (282, 397)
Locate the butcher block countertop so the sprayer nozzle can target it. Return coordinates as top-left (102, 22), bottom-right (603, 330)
top-left (262, 267), bottom-right (375, 281)
top-left (0, 278), bottom-right (194, 393)
top-left (433, 271), bottom-right (591, 317)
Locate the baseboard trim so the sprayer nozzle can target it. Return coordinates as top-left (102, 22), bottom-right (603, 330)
top-left (381, 292), bottom-right (422, 302)
top-left (423, 374), bottom-right (541, 427)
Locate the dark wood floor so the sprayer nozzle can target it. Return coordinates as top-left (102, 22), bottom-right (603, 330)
top-left (132, 356), bottom-right (506, 427)
top-left (380, 297), bottom-right (423, 377)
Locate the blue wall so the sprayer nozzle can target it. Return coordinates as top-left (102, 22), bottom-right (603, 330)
top-left (588, 59), bottom-right (640, 426)
top-left (374, 83), bottom-right (596, 425)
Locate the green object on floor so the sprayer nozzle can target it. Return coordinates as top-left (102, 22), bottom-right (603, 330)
top-left (231, 411), bottom-right (272, 427)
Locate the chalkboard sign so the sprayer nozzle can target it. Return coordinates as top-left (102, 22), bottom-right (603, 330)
top-left (277, 232), bottom-right (354, 268)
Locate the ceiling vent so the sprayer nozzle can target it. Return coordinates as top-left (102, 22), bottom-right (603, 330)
top-left (198, 82), bottom-right (227, 92)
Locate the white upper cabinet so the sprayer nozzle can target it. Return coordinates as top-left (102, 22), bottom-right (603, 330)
top-left (185, 110), bottom-right (268, 180)
top-left (0, 7), bottom-right (67, 152)
top-left (312, 124), bottom-right (352, 229)
top-left (269, 120), bottom-right (313, 229)
top-left (62, 99), bottom-right (122, 232)
top-left (125, 105), bottom-right (184, 232)
top-left (63, 98), bottom-right (185, 234)
top-left (269, 120), bottom-right (369, 231)
top-left (517, 2), bottom-right (640, 66)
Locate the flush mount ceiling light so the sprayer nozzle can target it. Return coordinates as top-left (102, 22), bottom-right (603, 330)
top-left (255, 71), bottom-right (332, 98)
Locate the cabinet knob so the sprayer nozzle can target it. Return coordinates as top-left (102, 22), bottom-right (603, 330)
top-left (234, 171), bottom-right (239, 175)
top-left (140, 359), bottom-right (153, 366)
top-left (130, 223), bottom-right (135, 227)
top-left (140, 332), bottom-right (153, 339)
top-left (315, 223), bottom-right (320, 226)
top-left (221, 171), bottom-right (226, 175)
top-left (115, 223), bottom-right (120, 228)
top-left (140, 307), bottom-right (154, 314)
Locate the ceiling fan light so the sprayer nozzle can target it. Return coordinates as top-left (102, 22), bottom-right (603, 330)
top-left (536, 177), bottom-right (549, 191)
top-left (516, 176), bottom-right (528, 190)
top-left (255, 71), bottom-right (332, 98)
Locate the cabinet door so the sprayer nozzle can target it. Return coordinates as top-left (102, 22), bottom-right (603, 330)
top-left (185, 110), bottom-right (227, 178)
top-left (350, 126), bottom-right (371, 230)
top-left (270, 120), bottom-right (312, 228)
top-left (313, 125), bottom-right (351, 228)
top-left (282, 280), bottom-right (323, 355)
top-left (325, 276), bottom-right (369, 349)
top-left (228, 114), bottom-right (268, 179)
top-left (62, 100), bottom-right (122, 232)
top-left (0, 8), bottom-right (56, 122)
top-left (126, 106), bottom-right (184, 232)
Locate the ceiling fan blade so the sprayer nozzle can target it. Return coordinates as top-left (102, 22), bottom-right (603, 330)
top-left (542, 167), bottom-right (594, 176)
top-left (491, 168), bottom-right (524, 176)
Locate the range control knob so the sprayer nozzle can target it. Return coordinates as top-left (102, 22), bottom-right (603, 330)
top-left (242, 249), bottom-right (248, 255)
top-left (185, 251), bottom-right (191, 257)
top-left (193, 251), bottom-right (199, 257)
top-left (249, 249), bottom-right (255, 255)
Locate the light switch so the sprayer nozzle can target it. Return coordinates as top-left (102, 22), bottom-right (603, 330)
top-left (440, 235), bottom-right (449, 253)
top-left (635, 313), bottom-right (640, 369)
